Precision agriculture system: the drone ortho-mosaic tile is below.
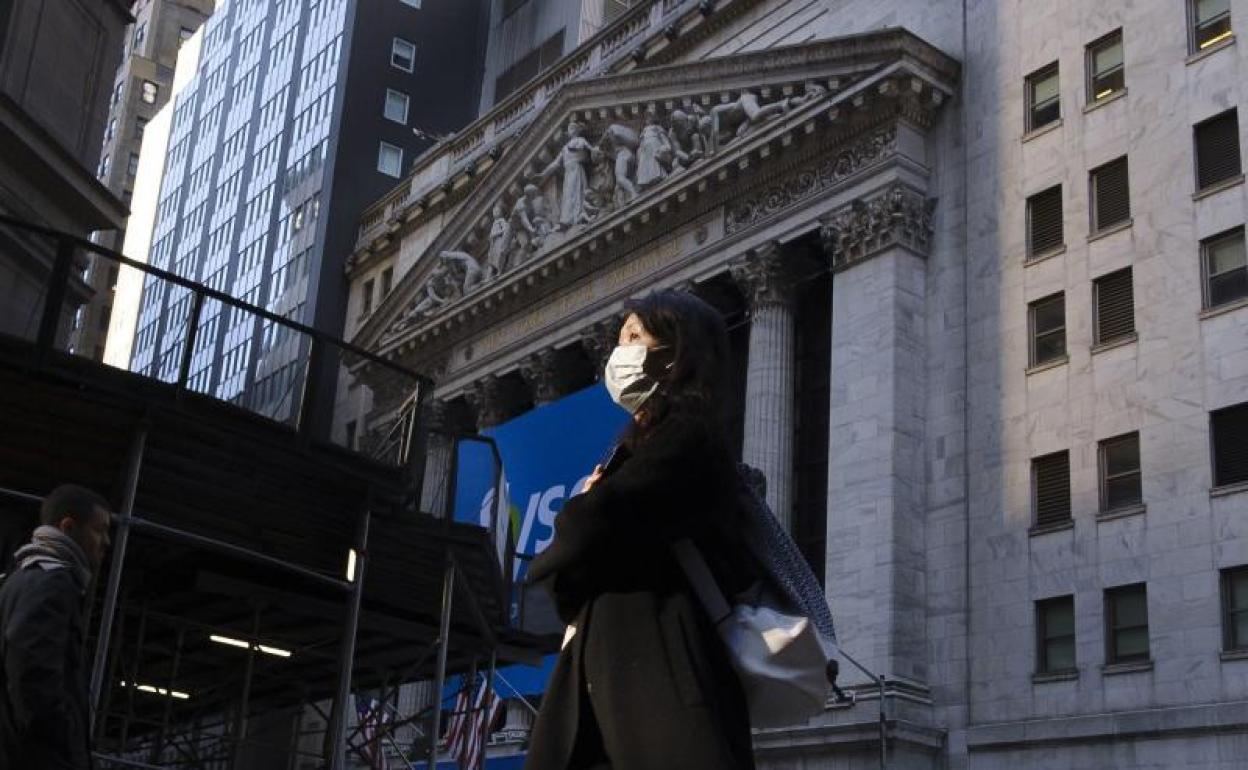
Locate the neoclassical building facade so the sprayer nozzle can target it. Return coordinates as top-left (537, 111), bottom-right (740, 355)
top-left (340, 1), bottom-right (1248, 767)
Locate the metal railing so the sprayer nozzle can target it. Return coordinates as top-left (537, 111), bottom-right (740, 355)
top-left (0, 213), bottom-right (428, 455)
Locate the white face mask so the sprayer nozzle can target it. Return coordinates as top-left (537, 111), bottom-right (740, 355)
top-left (603, 344), bottom-right (668, 414)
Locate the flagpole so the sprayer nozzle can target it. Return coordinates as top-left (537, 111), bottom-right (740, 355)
top-left (479, 652), bottom-right (497, 770)
top-left (491, 671), bottom-right (539, 717)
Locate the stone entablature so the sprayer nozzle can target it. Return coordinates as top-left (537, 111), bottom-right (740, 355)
top-left (352, 32), bottom-right (958, 365)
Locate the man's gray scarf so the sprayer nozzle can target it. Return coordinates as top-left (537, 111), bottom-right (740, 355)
top-left (13, 525), bottom-right (92, 589)
top-left (737, 464), bottom-right (838, 653)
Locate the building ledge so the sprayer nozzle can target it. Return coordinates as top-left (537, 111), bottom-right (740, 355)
top-left (1211, 480), bottom-right (1248, 499)
top-left (1095, 503), bottom-right (1146, 522)
top-left (1022, 119), bottom-right (1063, 144)
top-left (1029, 519), bottom-right (1074, 537)
top-left (1032, 669), bottom-right (1078, 684)
top-left (1186, 34), bottom-right (1236, 65)
top-left (1026, 356), bottom-right (1069, 376)
top-left (1083, 88), bottom-right (1127, 114)
top-left (1091, 333), bottom-right (1137, 355)
top-left (1192, 174), bottom-right (1245, 201)
top-left (1024, 245), bottom-right (1066, 267)
top-left (1220, 649), bottom-right (1248, 662)
top-left (1087, 218), bottom-right (1133, 243)
top-left (1101, 660), bottom-right (1153, 676)
top-left (1200, 296), bottom-right (1248, 321)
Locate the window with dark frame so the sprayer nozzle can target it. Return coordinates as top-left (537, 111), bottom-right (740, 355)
top-left (1036, 596), bottom-right (1076, 674)
top-left (381, 266), bottom-right (394, 297)
top-left (1105, 583), bottom-right (1150, 665)
top-left (1029, 293), bottom-right (1066, 367)
top-left (1027, 185), bottom-right (1064, 258)
top-left (1194, 110), bottom-right (1242, 191)
top-left (1087, 29), bottom-right (1125, 102)
top-left (1211, 402), bottom-right (1248, 488)
top-left (1026, 62), bottom-right (1061, 132)
top-left (1202, 228), bottom-right (1247, 309)
top-left (1190, 0), bottom-right (1233, 53)
top-left (1099, 432), bottom-right (1142, 512)
top-left (1094, 267), bottom-right (1135, 345)
top-left (1223, 567), bottom-right (1248, 652)
top-left (1090, 157), bottom-right (1130, 233)
top-left (361, 279), bottom-right (375, 318)
top-left (1033, 450), bottom-right (1071, 528)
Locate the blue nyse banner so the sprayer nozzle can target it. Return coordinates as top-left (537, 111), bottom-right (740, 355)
top-left (450, 383), bottom-right (627, 697)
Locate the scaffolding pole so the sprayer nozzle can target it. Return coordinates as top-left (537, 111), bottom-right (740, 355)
top-left (426, 560), bottom-right (456, 770)
top-left (90, 421), bottom-right (149, 733)
top-left (326, 508), bottom-right (371, 770)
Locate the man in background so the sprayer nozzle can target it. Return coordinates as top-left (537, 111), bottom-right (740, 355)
top-left (0, 484), bottom-right (112, 769)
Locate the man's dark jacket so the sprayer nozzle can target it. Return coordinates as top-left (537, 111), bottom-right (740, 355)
top-left (0, 563), bottom-right (94, 769)
top-left (523, 413), bottom-right (758, 770)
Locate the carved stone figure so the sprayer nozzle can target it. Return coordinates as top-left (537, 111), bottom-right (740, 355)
top-left (599, 123), bottom-right (639, 207)
top-left (509, 184), bottom-right (543, 260)
top-left (401, 263), bottom-right (457, 325)
top-left (439, 249), bottom-right (484, 294)
top-left (688, 103), bottom-right (714, 155)
top-left (541, 120), bottom-right (595, 230)
top-left (667, 109), bottom-right (705, 173)
top-left (710, 90), bottom-right (788, 147)
top-left (486, 202), bottom-right (512, 278)
top-left (636, 114), bottom-right (672, 188)
top-left (786, 81), bottom-right (828, 109)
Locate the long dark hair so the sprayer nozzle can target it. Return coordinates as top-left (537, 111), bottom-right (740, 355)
top-left (620, 288), bottom-right (729, 444)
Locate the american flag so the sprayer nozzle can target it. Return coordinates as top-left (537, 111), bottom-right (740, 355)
top-left (447, 675), bottom-right (502, 770)
top-left (441, 678), bottom-right (474, 756)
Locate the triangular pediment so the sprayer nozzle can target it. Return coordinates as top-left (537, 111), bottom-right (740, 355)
top-left (353, 28), bottom-right (958, 357)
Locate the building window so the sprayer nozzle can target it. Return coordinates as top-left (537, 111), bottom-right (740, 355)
top-left (127, 153), bottom-right (140, 177)
top-left (1099, 433), bottom-right (1142, 512)
top-left (1029, 293), bottom-right (1066, 367)
top-left (1036, 596), bottom-right (1076, 674)
top-left (1093, 267), bottom-right (1135, 345)
top-left (377, 142), bottom-right (403, 178)
top-left (1223, 567), bottom-right (1248, 652)
top-left (1025, 62), bottom-right (1060, 132)
top-left (1090, 156), bottom-right (1130, 233)
top-left (1032, 450), bottom-right (1071, 528)
top-left (1027, 185), bottom-right (1064, 258)
top-left (110, 81), bottom-right (123, 107)
top-left (391, 38), bottom-right (416, 72)
top-left (1202, 227), bottom-right (1247, 309)
top-left (1086, 29), bottom-right (1124, 102)
top-left (399, 0), bottom-right (422, 7)
top-left (495, 29), bottom-right (566, 104)
top-left (1194, 110), bottom-right (1242, 192)
top-left (105, 118), bottom-right (117, 142)
top-left (1211, 402), bottom-right (1248, 488)
top-left (361, 279), bottom-right (375, 318)
top-left (345, 420), bottom-right (358, 450)
top-left (503, 0), bottom-right (529, 18)
top-left (1105, 584), bottom-right (1150, 664)
top-left (1190, 0), bottom-right (1233, 52)
top-left (136, 116), bottom-right (148, 141)
top-left (141, 80), bottom-right (159, 104)
top-left (98, 155), bottom-right (110, 179)
top-left (133, 21), bottom-right (147, 49)
top-left (381, 266), bottom-right (394, 296)
top-left (384, 89), bottom-right (410, 124)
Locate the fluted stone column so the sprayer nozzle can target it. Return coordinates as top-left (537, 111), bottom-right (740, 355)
top-left (730, 241), bottom-right (797, 530)
top-left (518, 348), bottom-right (561, 405)
top-left (418, 398), bottom-right (453, 517)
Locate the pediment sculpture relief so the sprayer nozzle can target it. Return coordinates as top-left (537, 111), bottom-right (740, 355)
top-left (386, 82), bottom-right (832, 336)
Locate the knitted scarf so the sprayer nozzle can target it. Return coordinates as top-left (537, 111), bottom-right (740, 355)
top-left (12, 525), bottom-right (92, 589)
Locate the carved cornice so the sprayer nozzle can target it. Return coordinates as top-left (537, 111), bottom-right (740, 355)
top-left (729, 241), bottom-right (795, 308)
top-left (351, 32), bottom-right (959, 355)
top-left (819, 182), bottom-right (936, 271)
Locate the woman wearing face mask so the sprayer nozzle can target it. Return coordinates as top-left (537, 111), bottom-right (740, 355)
top-left (523, 289), bottom-right (757, 770)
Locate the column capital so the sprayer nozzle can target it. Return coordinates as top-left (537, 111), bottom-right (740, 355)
top-left (518, 347), bottom-right (562, 405)
top-left (579, 318), bottom-right (620, 379)
top-left (730, 241), bottom-right (795, 309)
top-left (820, 183), bottom-right (936, 271)
top-left (465, 374), bottom-right (507, 430)
top-left (419, 397), bottom-right (450, 433)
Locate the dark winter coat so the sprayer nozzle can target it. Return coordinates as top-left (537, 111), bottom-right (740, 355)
top-left (0, 563), bottom-right (94, 769)
top-left (524, 413), bottom-right (758, 770)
